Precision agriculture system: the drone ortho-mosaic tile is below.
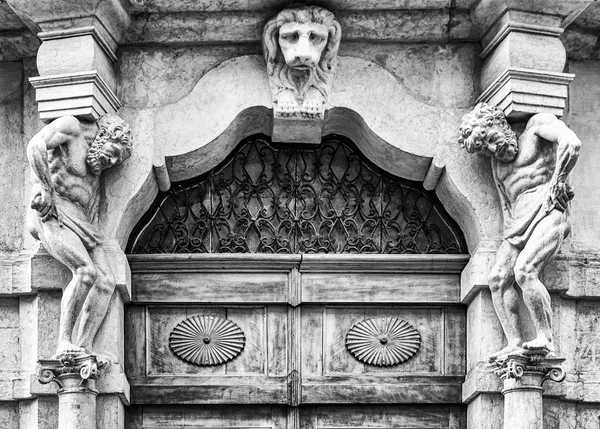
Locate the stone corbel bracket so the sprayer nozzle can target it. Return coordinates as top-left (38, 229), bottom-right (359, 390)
top-left (477, 12), bottom-right (574, 119)
top-left (263, 6), bottom-right (341, 143)
top-left (31, 26), bottom-right (122, 122)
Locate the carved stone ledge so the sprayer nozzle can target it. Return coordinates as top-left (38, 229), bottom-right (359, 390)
top-left (476, 68), bottom-right (574, 119)
top-left (29, 71), bottom-right (121, 122)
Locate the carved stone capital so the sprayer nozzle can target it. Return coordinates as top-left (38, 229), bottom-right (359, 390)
top-left (489, 352), bottom-right (566, 394)
top-left (38, 352), bottom-right (108, 394)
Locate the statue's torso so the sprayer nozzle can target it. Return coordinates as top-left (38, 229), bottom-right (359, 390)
top-left (47, 137), bottom-right (98, 213)
top-left (494, 127), bottom-right (556, 204)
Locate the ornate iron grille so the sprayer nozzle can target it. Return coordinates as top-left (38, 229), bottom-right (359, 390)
top-left (127, 135), bottom-right (466, 254)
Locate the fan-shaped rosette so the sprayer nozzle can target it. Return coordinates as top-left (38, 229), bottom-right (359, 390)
top-left (346, 317), bottom-right (421, 366)
top-left (169, 315), bottom-right (245, 366)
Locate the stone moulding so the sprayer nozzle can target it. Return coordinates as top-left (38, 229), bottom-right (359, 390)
top-left (476, 67), bottom-right (574, 119)
top-left (38, 26), bottom-right (118, 63)
top-left (480, 22), bottom-right (564, 59)
top-left (29, 71), bottom-right (122, 122)
top-left (346, 317), bottom-right (421, 366)
top-left (169, 315), bottom-right (246, 366)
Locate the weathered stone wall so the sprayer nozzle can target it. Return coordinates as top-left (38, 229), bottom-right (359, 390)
top-left (0, 6), bottom-right (600, 427)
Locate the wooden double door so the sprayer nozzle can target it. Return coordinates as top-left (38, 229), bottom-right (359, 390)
top-left (125, 253), bottom-right (468, 429)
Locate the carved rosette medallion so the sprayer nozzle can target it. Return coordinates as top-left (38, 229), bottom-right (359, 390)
top-left (346, 317), bottom-right (421, 366)
top-left (169, 315), bottom-right (246, 366)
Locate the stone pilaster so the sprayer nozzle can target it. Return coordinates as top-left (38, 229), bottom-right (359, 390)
top-left (38, 353), bottom-right (108, 429)
top-left (490, 353), bottom-right (566, 429)
top-left (474, 2), bottom-right (575, 119)
top-left (5, 0), bottom-right (130, 122)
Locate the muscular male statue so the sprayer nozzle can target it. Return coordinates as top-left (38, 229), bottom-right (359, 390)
top-left (27, 114), bottom-right (132, 358)
top-left (459, 103), bottom-right (581, 360)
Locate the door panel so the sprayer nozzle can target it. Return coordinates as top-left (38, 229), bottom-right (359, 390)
top-left (127, 304), bottom-right (289, 404)
top-left (126, 254), bottom-right (467, 424)
top-left (127, 404), bottom-right (465, 429)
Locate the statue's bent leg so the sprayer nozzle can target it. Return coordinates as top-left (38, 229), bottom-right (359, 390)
top-left (487, 241), bottom-right (523, 360)
top-left (76, 244), bottom-right (116, 354)
top-left (514, 210), bottom-right (570, 353)
top-left (38, 219), bottom-right (97, 356)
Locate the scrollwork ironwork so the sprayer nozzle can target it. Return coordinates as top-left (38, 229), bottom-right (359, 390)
top-left (128, 135), bottom-right (466, 254)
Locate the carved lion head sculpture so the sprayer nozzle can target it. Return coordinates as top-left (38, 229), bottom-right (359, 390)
top-left (263, 6), bottom-right (342, 116)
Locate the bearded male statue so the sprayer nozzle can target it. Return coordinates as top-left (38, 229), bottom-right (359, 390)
top-left (458, 104), bottom-right (581, 361)
top-left (27, 114), bottom-right (132, 359)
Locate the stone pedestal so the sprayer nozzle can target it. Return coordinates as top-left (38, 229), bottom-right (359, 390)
top-left (272, 116), bottom-right (323, 144)
top-left (38, 353), bottom-right (108, 429)
top-left (490, 352), bottom-right (566, 429)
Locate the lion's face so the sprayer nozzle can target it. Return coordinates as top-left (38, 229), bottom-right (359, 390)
top-left (278, 21), bottom-right (329, 70)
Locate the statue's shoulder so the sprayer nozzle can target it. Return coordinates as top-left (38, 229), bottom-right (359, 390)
top-left (525, 112), bottom-right (560, 130)
top-left (48, 115), bottom-right (81, 133)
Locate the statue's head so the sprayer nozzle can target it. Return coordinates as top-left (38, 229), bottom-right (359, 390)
top-left (263, 6), bottom-right (341, 76)
top-left (87, 114), bottom-right (133, 176)
top-left (458, 103), bottom-right (518, 163)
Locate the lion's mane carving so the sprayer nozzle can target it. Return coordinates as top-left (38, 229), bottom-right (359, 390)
top-left (263, 6), bottom-right (342, 119)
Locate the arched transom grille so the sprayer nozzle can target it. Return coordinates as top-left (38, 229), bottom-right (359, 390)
top-left (127, 135), bottom-right (466, 254)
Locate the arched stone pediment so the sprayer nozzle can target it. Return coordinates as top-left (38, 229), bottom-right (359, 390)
top-left (103, 55), bottom-right (502, 253)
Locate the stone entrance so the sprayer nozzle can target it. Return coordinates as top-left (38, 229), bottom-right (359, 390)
top-left (124, 133), bottom-right (469, 427)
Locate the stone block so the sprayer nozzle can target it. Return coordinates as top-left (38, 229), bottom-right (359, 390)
top-left (460, 239), bottom-right (499, 303)
top-left (466, 393), bottom-right (503, 429)
top-left (481, 30), bottom-right (566, 90)
top-left (30, 241), bottom-right (131, 302)
top-left (36, 30), bottom-right (116, 88)
top-left (4, 0), bottom-right (130, 51)
top-left (0, 253), bottom-right (31, 295)
top-left (477, 68), bottom-right (574, 119)
top-left (272, 117), bottom-right (323, 144)
top-left (97, 394), bottom-right (125, 428)
top-left (30, 71), bottom-right (121, 123)
top-left (0, 402), bottom-right (18, 429)
top-left (466, 290), bottom-right (504, 373)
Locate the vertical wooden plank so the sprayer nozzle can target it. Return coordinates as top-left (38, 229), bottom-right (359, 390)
top-left (267, 306), bottom-right (288, 377)
top-left (444, 306), bottom-right (467, 376)
top-left (147, 306), bottom-right (187, 375)
top-left (288, 305), bottom-right (301, 406)
top-left (301, 306), bottom-right (323, 377)
top-left (272, 405), bottom-right (289, 429)
top-left (125, 405), bottom-right (142, 429)
top-left (227, 306), bottom-right (266, 375)
top-left (125, 305), bottom-right (146, 377)
top-left (299, 406), bottom-right (317, 429)
top-left (323, 307), bottom-right (364, 375)
top-left (143, 405), bottom-right (184, 427)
